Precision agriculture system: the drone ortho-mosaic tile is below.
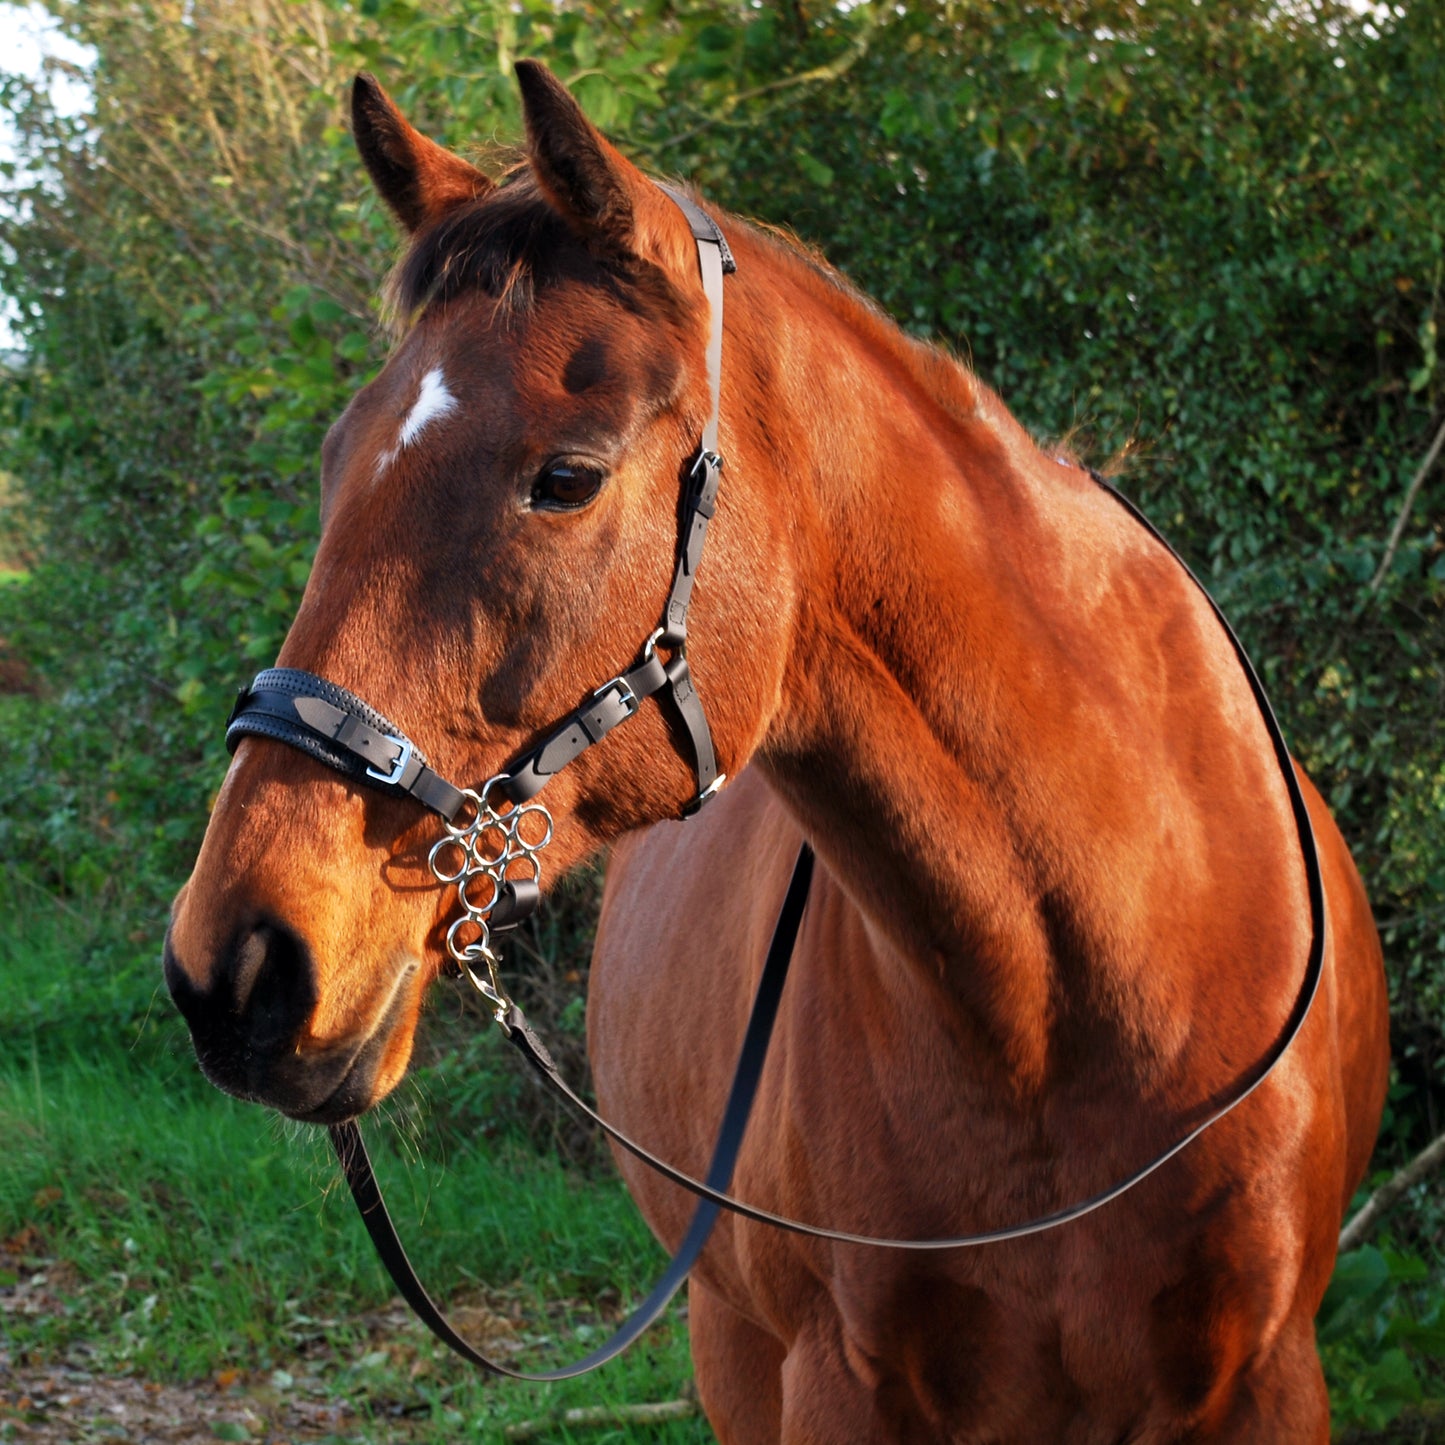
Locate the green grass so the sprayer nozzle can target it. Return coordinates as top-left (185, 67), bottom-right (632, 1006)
top-left (6, 874), bottom-right (1442, 1441)
top-left (0, 864), bottom-right (164, 1038)
top-left (0, 883), bottom-right (713, 1442)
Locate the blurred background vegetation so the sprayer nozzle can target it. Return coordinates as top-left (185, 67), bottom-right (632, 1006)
top-left (0, 0), bottom-right (1441, 1436)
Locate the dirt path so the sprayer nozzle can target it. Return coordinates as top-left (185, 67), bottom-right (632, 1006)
top-left (4, 1223), bottom-right (441, 1444)
top-left (2, 1229), bottom-right (370, 1444)
top-left (1, 1223), bottom-right (694, 1444)
top-left (1, 1357), bottom-right (361, 1444)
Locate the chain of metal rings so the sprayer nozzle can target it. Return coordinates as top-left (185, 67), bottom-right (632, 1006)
top-left (426, 775), bottom-right (554, 1022)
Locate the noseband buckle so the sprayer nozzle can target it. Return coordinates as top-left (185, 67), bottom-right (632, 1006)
top-left (594, 673), bottom-right (640, 718)
top-left (365, 733), bottom-right (413, 788)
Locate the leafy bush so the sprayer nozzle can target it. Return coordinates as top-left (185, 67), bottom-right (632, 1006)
top-left (1320, 1244), bottom-right (1445, 1433)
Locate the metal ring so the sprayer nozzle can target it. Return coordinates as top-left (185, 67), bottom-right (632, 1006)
top-left (499, 855), bottom-right (542, 889)
top-left (443, 789), bottom-right (483, 838)
top-left (458, 869), bottom-right (501, 918)
top-left (477, 773), bottom-right (514, 811)
top-left (512, 803), bottom-right (554, 852)
top-left (427, 835), bottom-right (470, 886)
top-left (466, 822), bottom-right (512, 869)
top-left (446, 914), bottom-right (486, 962)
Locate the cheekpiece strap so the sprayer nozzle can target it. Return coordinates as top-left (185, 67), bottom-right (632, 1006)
top-left (504, 186), bottom-right (729, 809)
top-left (658, 182), bottom-right (732, 460)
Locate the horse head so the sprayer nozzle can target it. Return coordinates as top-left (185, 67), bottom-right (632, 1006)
top-left (163, 63), bottom-right (791, 1122)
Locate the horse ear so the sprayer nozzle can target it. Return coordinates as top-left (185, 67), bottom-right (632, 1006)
top-left (514, 60), bottom-right (687, 268)
top-left (351, 73), bottom-right (493, 233)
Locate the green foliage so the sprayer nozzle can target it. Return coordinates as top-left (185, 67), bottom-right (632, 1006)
top-left (0, 861), bottom-right (158, 1038)
top-left (1320, 1245), bottom-right (1445, 1432)
top-left (1, 0), bottom-right (1443, 1424)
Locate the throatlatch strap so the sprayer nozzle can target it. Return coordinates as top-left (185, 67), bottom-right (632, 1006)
top-left (328, 842), bottom-right (814, 1380)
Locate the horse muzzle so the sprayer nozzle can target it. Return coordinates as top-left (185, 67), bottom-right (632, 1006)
top-left (162, 915), bottom-right (418, 1123)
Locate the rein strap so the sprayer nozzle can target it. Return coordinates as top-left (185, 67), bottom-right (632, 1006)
top-left (328, 843), bottom-right (814, 1382)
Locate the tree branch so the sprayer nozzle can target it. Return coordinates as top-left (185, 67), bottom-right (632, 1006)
top-left (1339, 1130), bottom-right (1445, 1253)
top-left (503, 1399), bottom-right (698, 1441)
top-left (1369, 409), bottom-right (1445, 593)
top-left (641, 6), bottom-right (880, 158)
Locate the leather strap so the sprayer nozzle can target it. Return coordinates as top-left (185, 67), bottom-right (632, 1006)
top-left (328, 842), bottom-right (814, 1380)
top-left (492, 187), bottom-right (730, 808)
top-left (477, 471), bottom-right (1327, 1249)
top-left (226, 668), bottom-right (467, 822)
top-left (497, 651), bottom-right (669, 804)
top-left (657, 184), bottom-right (731, 456)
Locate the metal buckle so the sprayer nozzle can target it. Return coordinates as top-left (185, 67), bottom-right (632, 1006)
top-left (689, 450), bottom-right (723, 511)
top-left (682, 772), bottom-right (727, 818)
top-left (365, 733), bottom-right (413, 787)
top-left (690, 448), bottom-right (723, 480)
top-left (594, 674), bottom-right (640, 718)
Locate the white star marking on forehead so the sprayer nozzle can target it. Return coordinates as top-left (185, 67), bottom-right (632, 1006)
top-left (399, 368), bottom-right (457, 447)
top-left (375, 367), bottom-right (458, 477)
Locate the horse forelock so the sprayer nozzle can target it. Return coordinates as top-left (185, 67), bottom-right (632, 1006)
top-left (385, 169), bottom-right (691, 336)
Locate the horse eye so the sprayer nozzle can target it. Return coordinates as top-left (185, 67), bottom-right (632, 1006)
top-left (532, 461), bottom-right (605, 511)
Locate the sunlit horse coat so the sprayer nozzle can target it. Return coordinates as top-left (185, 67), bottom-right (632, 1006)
top-left (165, 62), bottom-right (1390, 1443)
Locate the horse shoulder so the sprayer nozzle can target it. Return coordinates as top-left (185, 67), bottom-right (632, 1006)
top-left (588, 770), bottom-right (805, 1250)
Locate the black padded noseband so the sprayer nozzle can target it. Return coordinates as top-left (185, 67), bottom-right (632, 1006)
top-left (227, 668), bottom-right (467, 821)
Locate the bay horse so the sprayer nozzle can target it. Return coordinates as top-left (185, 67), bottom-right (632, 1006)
top-left (164, 61), bottom-right (1390, 1442)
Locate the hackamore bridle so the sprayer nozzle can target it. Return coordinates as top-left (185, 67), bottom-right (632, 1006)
top-left (221, 184), bottom-right (1326, 1380)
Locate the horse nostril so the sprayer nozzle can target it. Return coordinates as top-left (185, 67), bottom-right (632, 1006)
top-left (163, 917), bottom-right (317, 1064)
top-left (230, 920), bottom-right (317, 1051)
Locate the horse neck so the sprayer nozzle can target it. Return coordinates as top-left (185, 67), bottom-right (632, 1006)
top-left (734, 238), bottom-right (1305, 1097)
